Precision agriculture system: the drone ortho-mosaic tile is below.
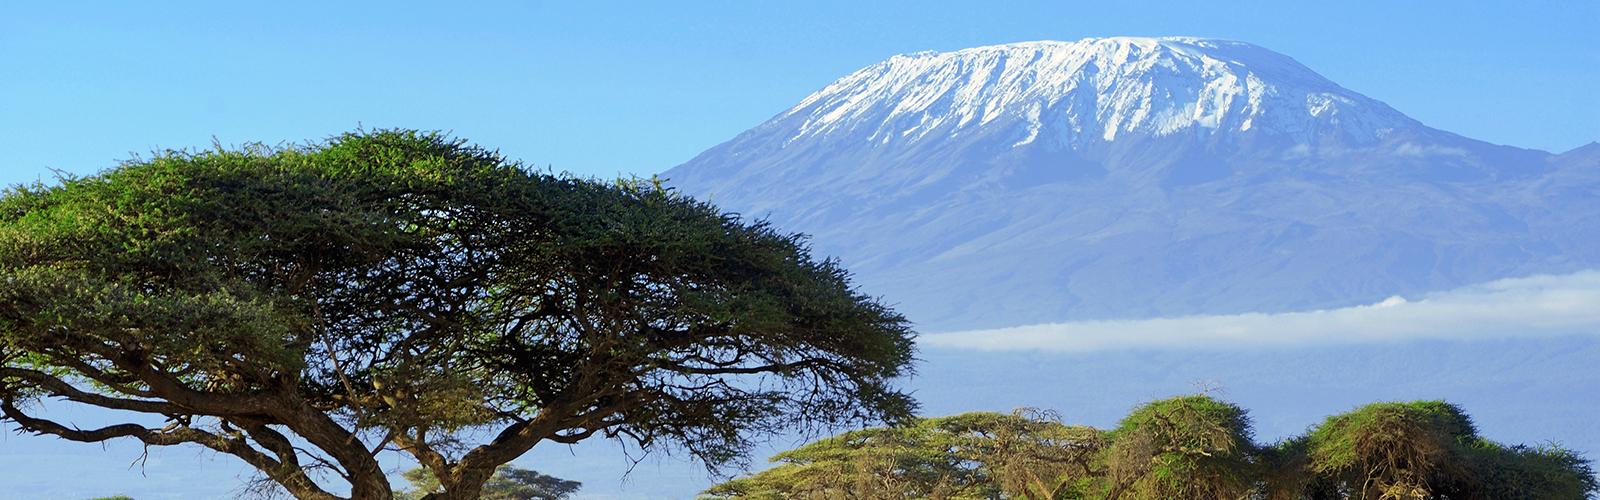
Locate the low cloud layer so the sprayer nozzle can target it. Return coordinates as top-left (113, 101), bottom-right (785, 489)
top-left (921, 270), bottom-right (1600, 352)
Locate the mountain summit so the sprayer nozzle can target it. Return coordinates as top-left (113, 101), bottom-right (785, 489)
top-left (665, 38), bottom-right (1599, 330)
top-left (783, 37), bottom-right (1413, 148)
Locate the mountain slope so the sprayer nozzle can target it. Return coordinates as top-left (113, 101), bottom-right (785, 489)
top-left (665, 37), bottom-right (1598, 330)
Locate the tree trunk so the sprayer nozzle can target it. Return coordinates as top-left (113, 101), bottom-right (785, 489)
top-left (419, 465), bottom-right (495, 500)
top-left (347, 469), bottom-right (395, 500)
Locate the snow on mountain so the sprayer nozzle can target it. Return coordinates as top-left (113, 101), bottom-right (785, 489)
top-left (664, 37), bottom-right (1599, 331)
top-left (781, 37), bottom-right (1413, 147)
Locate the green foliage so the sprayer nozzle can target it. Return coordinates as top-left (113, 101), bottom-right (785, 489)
top-left (1296, 401), bottom-right (1474, 498)
top-left (948, 409), bottom-right (1108, 499)
top-left (703, 414), bottom-right (1002, 499)
top-left (1462, 441), bottom-right (1598, 500)
top-left (702, 409), bottom-right (1107, 499)
top-left (1105, 395), bottom-right (1255, 499)
top-left (706, 397), bottom-right (1595, 500)
top-left (1265, 400), bottom-right (1599, 499)
top-left (0, 129), bottom-right (916, 499)
top-left (399, 465), bottom-right (581, 500)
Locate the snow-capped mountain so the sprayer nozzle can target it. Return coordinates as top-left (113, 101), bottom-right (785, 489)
top-left (784, 37), bottom-right (1412, 148)
top-left (665, 37), bottom-right (1600, 330)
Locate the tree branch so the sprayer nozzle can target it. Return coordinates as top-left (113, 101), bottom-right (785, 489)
top-left (0, 401), bottom-right (341, 500)
top-left (1, 367), bottom-right (180, 416)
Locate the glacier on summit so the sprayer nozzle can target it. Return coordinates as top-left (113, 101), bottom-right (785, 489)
top-left (665, 37), bottom-right (1600, 331)
top-left (783, 37), bottom-right (1413, 146)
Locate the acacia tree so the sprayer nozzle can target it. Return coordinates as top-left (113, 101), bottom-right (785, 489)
top-left (399, 465), bottom-right (580, 500)
top-left (708, 397), bottom-right (1597, 500)
top-left (0, 130), bottom-right (916, 499)
top-left (701, 409), bottom-right (1106, 499)
top-left (1102, 395), bottom-right (1256, 499)
top-left (1270, 401), bottom-right (1599, 500)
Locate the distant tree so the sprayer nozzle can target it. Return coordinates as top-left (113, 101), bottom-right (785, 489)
top-left (701, 414), bottom-right (993, 499)
top-left (706, 397), bottom-right (1595, 500)
top-left (0, 130), bottom-right (916, 499)
top-left (1102, 395), bottom-right (1256, 499)
top-left (953, 409), bottom-right (1107, 499)
top-left (1268, 400), bottom-right (1598, 499)
top-left (399, 465), bottom-right (580, 500)
top-left (701, 409), bottom-right (1105, 499)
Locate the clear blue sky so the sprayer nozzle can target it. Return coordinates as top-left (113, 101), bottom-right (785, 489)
top-left (3, 1), bottom-right (1597, 182)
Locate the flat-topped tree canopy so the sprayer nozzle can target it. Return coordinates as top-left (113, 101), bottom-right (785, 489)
top-left (705, 397), bottom-right (1597, 499)
top-left (0, 129), bottom-right (917, 500)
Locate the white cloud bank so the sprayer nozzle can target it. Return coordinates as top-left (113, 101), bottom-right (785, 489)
top-left (921, 270), bottom-right (1600, 352)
